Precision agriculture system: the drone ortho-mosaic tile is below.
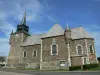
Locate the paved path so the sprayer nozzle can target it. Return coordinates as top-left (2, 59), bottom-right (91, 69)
top-left (0, 71), bottom-right (31, 75)
top-left (0, 68), bottom-right (100, 75)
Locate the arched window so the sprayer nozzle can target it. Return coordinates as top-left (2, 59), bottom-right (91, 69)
top-left (90, 45), bottom-right (93, 53)
top-left (32, 50), bottom-right (37, 57)
top-left (51, 44), bottom-right (58, 55)
top-left (77, 45), bottom-right (82, 55)
top-left (23, 50), bottom-right (27, 58)
top-left (34, 50), bottom-right (37, 57)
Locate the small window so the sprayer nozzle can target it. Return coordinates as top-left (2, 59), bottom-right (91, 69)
top-left (84, 58), bottom-right (87, 64)
top-left (33, 50), bottom-right (37, 57)
top-left (51, 44), bottom-right (57, 55)
top-left (60, 61), bottom-right (65, 64)
top-left (90, 45), bottom-right (93, 53)
top-left (77, 45), bottom-right (82, 55)
top-left (23, 50), bottom-right (27, 58)
top-left (60, 61), bottom-right (66, 66)
top-left (32, 50), bottom-right (37, 57)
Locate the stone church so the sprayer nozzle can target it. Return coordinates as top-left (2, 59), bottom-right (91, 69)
top-left (7, 13), bottom-right (98, 70)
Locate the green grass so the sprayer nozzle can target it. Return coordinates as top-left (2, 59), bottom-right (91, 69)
top-left (84, 67), bottom-right (100, 71)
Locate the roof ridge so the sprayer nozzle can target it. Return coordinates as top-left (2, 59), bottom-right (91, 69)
top-left (31, 33), bottom-right (45, 36)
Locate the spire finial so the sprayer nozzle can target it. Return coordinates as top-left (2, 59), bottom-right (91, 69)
top-left (20, 11), bottom-right (26, 25)
top-left (66, 24), bottom-right (69, 30)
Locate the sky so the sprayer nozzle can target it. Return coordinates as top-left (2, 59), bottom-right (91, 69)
top-left (0, 0), bottom-right (100, 57)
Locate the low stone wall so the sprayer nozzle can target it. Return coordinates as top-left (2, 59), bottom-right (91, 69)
top-left (26, 63), bottom-right (40, 69)
top-left (40, 60), bottom-right (69, 70)
top-left (6, 63), bottom-right (40, 69)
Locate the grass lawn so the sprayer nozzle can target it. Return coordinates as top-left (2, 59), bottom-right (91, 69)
top-left (84, 67), bottom-right (100, 71)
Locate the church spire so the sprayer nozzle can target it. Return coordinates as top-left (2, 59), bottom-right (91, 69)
top-left (65, 24), bottom-right (69, 30)
top-left (16, 12), bottom-right (29, 35)
top-left (20, 12), bottom-right (26, 25)
top-left (10, 30), bottom-right (13, 35)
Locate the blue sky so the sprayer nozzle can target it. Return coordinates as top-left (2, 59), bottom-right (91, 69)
top-left (0, 0), bottom-right (100, 57)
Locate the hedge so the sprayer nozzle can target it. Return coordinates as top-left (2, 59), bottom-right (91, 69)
top-left (83, 63), bottom-right (99, 70)
top-left (69, 66), bottom-right (81, 71)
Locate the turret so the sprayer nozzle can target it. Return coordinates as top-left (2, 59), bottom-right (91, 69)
top-left (9, 30), bottom-right (14, 44)
top-left (64, 24), bottom-right (71, 44)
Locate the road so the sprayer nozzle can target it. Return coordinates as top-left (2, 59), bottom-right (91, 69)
top-left (0, 68), bottom-right (100, 75)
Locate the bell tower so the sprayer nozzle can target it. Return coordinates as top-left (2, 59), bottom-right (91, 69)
top-left (7, 12), bottom-right (30, 67)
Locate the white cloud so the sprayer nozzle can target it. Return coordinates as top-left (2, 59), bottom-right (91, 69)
top-left (0, 0), bottom-right (44, 22)
top-left (47, 16), bottom-right (56, 22)
top-left (0, 21), bottom-right (16, 38)
top-left (11, 0), bottom-right (44, 22)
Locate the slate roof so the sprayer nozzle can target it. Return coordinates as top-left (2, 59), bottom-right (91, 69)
top-left (21, 33), bottom-right (44, 46)
top-left (21, 24), bottom-right (93, 46)
top-left (42, 24), bottom-right (64, 38)
top-left (71, 27), bottom-right (93, 39)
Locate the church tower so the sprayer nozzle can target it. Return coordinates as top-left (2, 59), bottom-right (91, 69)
top-left (7, 12), bottom-right (30, 67)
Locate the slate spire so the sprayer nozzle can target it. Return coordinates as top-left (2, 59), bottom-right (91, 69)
top-left (20, 12), bottom-right (26, 25)
top-left (16, 12), bottom-right (29, 35)
top-left (66, 24), bottom-right (69, 30)
top-left (10, 30), bottom-right (13, 35)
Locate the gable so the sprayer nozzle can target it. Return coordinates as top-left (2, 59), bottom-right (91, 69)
top-left (71, 27), bottom-right (93, 39)
top-left (42, 24), bottom-right (64, 38)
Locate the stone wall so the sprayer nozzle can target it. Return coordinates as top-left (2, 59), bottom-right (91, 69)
top-left (86, 39), bottom-right (98, 63)
top-left (70, 38), bottom-right (97, 66)
top-left (42, 35), bottom-right (68, 61)
top-left (26, 63), bottom-right (40, 69)
top-left (40, 60), bottom-right (69, 70)
top-left (19, 44), bottom-right (41, 68)
top-left (7, 33), bottom-right (29, 68)
top-left (70, 39), bottom-right (86, 56)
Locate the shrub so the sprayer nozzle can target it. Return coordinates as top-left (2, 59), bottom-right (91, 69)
top-left (83, 63), bottom-right (99, 70)
top-left (69, 66), bottom-right (81, 71)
